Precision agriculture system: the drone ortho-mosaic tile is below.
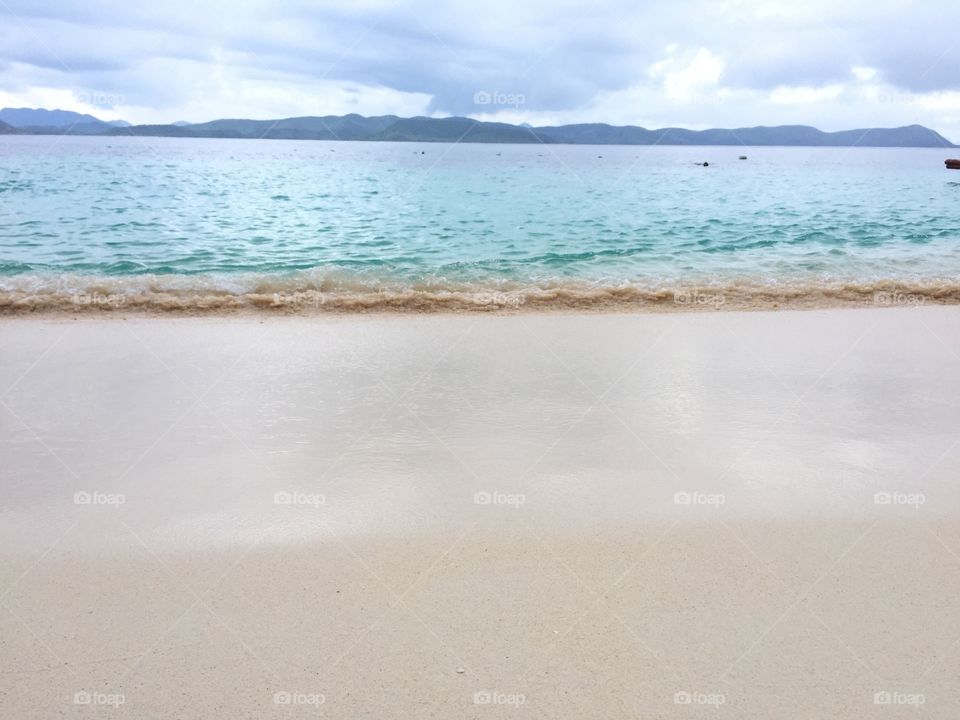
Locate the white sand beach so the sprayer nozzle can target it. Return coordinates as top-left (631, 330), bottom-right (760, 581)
top-left (2, 308), bottom-right (959, 718)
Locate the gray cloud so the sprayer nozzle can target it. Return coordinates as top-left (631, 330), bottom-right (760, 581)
top-left (0, 0), bottom-right (958, 135)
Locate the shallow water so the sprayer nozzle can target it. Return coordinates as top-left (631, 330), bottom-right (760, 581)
top-left (1, 136), bottom-right (958, 311)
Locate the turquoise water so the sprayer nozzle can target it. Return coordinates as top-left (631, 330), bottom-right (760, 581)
top-left (1, 135), bottom-right (959, 310)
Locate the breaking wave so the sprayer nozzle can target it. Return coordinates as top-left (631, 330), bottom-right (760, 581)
top-left (1, 272), bottom-right (959, 314)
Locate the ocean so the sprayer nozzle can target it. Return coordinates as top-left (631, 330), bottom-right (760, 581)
top-left (1, 134), bottom-right (958, 311)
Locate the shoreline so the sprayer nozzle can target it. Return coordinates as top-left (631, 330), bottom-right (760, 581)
top-left (1, 280), bottom-right (958, 315)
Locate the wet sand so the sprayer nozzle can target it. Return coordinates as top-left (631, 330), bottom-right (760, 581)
top-left (1, 309), bottom-right (959, 717)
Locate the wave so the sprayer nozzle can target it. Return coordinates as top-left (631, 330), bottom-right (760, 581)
top-left (2, 271), bottom-right (960, 314)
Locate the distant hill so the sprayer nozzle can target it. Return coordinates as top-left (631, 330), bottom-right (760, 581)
top-left (2, 108), bottom-right (955, 147)
top-left (0, 107), bottom-right (131, 135)
top-left (532, 123), bottom-right (955, 147)
top-left (375, 116), bottom-right (538, 143)
top-left (0, 119), bottom-right (16, 134)
top-left (106, 117), bottom-right (960, 147)
top-left (1, 107), bottom-right (106, 130)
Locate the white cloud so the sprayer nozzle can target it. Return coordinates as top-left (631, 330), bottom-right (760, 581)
top-left (147, 61), bottom-right (432, 124)
top-left (913, 90), bottom-right (960, 112)
top-left (769, 84), bottom-right (844, 104)
top-left (649, 48), bottom-right (725, 102)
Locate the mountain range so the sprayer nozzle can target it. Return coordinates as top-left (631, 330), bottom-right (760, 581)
top-left (0, 107), bottom-right (955, 147)
top-left (0, 107), bottom-right (130, 134)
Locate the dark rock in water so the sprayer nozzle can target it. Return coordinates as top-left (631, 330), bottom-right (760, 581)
top-left (947, 159), bottom-right (960, 170)
top-left (739, 155), bottom-right (748, 160)
top-left (702, 161), bottom-right (709, 167)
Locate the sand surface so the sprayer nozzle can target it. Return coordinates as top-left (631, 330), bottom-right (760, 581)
top-left (1, 309), bottom-right (959, 717)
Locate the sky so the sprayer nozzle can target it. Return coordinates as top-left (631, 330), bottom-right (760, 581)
top-left (1, 0), bottom-right (959, 140)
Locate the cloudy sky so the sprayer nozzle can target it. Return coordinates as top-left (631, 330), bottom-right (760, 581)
top-left (1, 0), bottom-right (959, 140)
